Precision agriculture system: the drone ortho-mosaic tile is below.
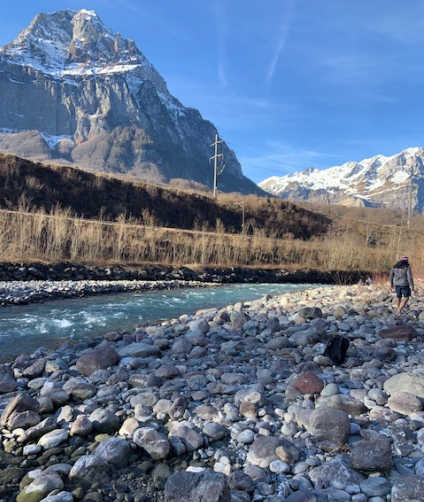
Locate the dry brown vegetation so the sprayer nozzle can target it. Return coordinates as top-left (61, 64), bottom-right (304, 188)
top-left (0, 152), bottom-right (422, 274)
top-left (0, 153), bottom-right (329, 239)
top-left (0, 204), bottom-right (422, 274)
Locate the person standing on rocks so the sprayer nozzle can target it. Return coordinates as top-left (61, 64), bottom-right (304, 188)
top-left (389, 256), bottom-right (415, 317)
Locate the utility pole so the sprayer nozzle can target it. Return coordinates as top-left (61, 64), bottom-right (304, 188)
top-left (210, 134), bottom-right (224, 198)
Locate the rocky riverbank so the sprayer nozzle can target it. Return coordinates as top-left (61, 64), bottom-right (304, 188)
top-left (0, 280), bottom-right (216, 306)
top-left (0, 262), bottom-right (371, 285)
top-left (0, 284), bottom-right (423, 502)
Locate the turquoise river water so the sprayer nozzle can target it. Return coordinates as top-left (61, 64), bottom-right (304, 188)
top-left (0, 283), bottom-right (318, 359)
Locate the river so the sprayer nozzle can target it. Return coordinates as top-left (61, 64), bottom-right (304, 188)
top-left (0, 283), bottom-right (319, 359)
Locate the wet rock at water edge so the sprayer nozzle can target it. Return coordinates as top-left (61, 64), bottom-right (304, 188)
top-left (0, 364), bottom-right (18, 393)
top-left (75, 345), bottom-right (120, 376)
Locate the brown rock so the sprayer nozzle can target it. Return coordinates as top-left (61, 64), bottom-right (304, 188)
top-left (240, 401), bottom-right (257, 419)
top-left (379, 324), bottom-right (417, 341)
top-left (293, 371), bottom-right (324, 394)
top-left (387, 392), bottom-right (423, 415)
top-left (75, 345), bottom-right (119, 376)
top-left (308, 407), bottom-right (350, 444)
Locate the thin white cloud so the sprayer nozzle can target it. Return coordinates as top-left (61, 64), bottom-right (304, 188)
top-left (213, 0), bottom-right (228, 87)
top-left (266, 0), bottom-right (295, 85)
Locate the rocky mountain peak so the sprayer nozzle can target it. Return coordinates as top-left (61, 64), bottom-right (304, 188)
top-left (0, 9), bottom-right (167, 91)
top-left (259, 147), bottom-right (424, 211)
top-left (0, 9), bottom-right (264, 195)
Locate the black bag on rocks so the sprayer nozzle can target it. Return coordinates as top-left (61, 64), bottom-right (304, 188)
top-left (324, 335), bottom-right (349, 365)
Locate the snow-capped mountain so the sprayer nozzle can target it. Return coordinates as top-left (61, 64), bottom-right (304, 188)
top-left (0, 9), bottom-right (263, 194)
top-left (259, 147), bottom-right (424, 212)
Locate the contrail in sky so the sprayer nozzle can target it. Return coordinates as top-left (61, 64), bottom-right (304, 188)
top-left (266, 0), bottom-right (295, 85)
top-left (213, 0), bottom-right (228, 87)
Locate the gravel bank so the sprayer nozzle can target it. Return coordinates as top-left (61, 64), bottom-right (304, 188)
top-left (0, 280), bottom-right (216, 306)
top-left (0, 284), bottom-right (423, 502)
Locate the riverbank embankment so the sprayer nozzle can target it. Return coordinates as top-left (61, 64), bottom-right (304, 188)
top-left (0, 262), bottom-right (374, 306)
top-left (0, 262), bottom-right (373, 284)
top-left (0, 284), bottom-right (423, 501)
top-left (0, 280), bottom-right (216, 306)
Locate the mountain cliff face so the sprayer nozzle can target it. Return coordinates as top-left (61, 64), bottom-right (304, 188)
top-left (0, 9), bottom-right (263, 194)
top-left (259, 147), bottom-right (424, 212)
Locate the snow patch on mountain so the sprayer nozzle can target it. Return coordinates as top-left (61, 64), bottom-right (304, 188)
top-left (40, 133), bottom-right (73, 149)
top-left (0, 9), bottom-right (168, 94)
top-left (259, 147), bottom-right (424, 210)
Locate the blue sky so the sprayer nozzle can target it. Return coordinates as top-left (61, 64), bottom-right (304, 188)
top-left (0, 0), bottom-right (423, 182)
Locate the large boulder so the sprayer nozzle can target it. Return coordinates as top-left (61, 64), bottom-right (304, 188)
top-left (387, 392), bottom-right (423, 415)
top-left (38, 429), bottom-right (69, 450)
top-left (246, 435), bottom-right (299, 468)
top-left (307, 407), bottom-right (350, 444)
top-left (383, 373), bottom-right (423, 398)
top-left (391, 475), bottom-right (424, 502)
top-left (351, 435), bottom-right (392, 471)
top-left (0, 392), bottom-right (39, 428)
top-left (168, 422), bottom-right (203, 452)
top-left (309, 460), bottom-right (364, 489)
top-left (164, 470), bottom-right (230, 502)
top-left (21, 417), bottom-right (57, 443)
top-left (0, 364), bottom-right (17, 393)
top-left (95, 437), bottom-right (131, 466)
top-left (89, 408), bottom-right (120, 433)
top-left (316, 394), bottom-right (366, 416)
top-left (75, 345), bottom-right (119, 376)
top-left (8, 410), bottom-right (40, 430)
top-left (293, 372), bottom-right (324, 394)
top-left (69, 455), bottom-right (110, 482)
top-left (133, 427), bottom-right (170, 460)
top-left (379, 324), bottom-right (417, 341)
top-left (16, 473), bottom-right (64, 502)
top-left (117, 342), bottom-right (160, 358)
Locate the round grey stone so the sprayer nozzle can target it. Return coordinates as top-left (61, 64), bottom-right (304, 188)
top-left (360, 477), bottom-right (391, 497)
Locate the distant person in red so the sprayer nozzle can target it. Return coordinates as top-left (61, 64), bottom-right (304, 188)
top-left (389, 256), bottom-right (415, 317)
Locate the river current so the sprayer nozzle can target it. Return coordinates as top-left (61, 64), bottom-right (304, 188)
top-left (0, 283), bottom-right (318, 359)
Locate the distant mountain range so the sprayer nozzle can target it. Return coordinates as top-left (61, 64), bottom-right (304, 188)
top-left (0, 9), bottom-right (263, 195)
top-left (259, 147), bottom-right (424, 212)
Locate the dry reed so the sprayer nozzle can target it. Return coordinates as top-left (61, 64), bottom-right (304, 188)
top-left (0, 206), bottom-right (422, 273)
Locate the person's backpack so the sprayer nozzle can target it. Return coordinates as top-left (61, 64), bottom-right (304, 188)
top-left (324, 335), bottom-right (350, 365)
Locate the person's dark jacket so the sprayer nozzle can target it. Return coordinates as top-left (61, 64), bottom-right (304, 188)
top-left (389, 261), bottom-right (414, 289)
